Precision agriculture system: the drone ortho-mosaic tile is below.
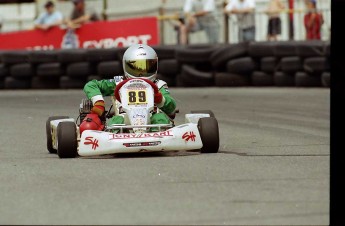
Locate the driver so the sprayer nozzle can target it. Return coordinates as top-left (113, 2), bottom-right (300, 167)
top-left (80, 44), bottom-right (177, 134)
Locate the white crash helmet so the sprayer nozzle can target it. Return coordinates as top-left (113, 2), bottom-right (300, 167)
top-left (122, 44), bottom-right (158, 81)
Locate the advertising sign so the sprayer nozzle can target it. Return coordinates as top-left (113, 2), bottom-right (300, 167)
top-left (0, 17), bottom-right (159, 50)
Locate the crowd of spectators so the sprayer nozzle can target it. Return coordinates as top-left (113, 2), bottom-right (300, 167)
top-left (0, 0), bottom-right (326, 43)
top-left (167, 0), bottom-right (324, 44)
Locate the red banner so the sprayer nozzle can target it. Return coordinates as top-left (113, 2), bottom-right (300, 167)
top-left (0, 17), bottom-right (159, 50)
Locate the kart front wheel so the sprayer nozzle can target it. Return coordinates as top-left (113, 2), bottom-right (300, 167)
top-left (198, 117), bottom-right (219, 153)
top-left (46, 116), bottom-right (69, 154)
top-left (57, 121), bottom-right (78, 158)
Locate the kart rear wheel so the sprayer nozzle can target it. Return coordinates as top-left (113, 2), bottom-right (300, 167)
top-left (191, 110), bottom-right (215, 118)
top-left (46, 116), bottom-right (69, 154)
top-left (57, 121), bottom-right (78, 158)
top-left (198, 117), bottom-right (219, 153)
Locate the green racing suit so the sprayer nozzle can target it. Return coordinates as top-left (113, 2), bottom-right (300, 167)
top-left (83, 77), bottom-right (177, 128)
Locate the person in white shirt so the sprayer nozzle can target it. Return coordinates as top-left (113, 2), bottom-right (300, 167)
top-left (224, 0), bottom-right (256, 42)
top-left (34, 1), bottom-right (63, 30)
top-left (177, 0), bottom-right (220, 45)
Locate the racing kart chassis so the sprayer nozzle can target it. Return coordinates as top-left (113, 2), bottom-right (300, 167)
top-left (46, 79), bottom-right (219, 158)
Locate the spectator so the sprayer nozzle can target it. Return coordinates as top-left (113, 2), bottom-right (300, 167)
top-left (65, 0), bottom-right (100, 29)
top-left (265, 0), bottom-right (285, 41)
top-left (34, 1), bottom-right (63, 30)
top-left (304, 0), bottom-right (323, 40)
top-left (224, 0), bottom-right (256, 42)
top-left (177, 0), bottom-right (220, 45)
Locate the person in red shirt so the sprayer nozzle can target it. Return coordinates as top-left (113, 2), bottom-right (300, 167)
top-left (304, 0), bottom-right (323, 40)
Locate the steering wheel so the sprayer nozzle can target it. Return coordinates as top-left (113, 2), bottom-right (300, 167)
top-left (114, 78), bottom-right (159, 103)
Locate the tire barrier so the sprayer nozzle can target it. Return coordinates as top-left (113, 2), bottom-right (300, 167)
top-left (0, 40), bottom-right (330, 89)
top-left (215, 72), bottom-right (250, 87)
top-left (274, 71), bottom-right (296, 87)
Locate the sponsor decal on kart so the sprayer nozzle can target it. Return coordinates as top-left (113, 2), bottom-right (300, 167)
top-left (182, 131), bottom-right (196, 142)
top-left (109, 131), bottom-right (173, 140)
top-left (123, 141), bottom-right (161, 147)
top-left (84, 136), bottom-right (99, 150)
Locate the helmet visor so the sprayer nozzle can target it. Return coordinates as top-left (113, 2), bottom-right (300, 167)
top-left (124, 59), bottom-right (158, 78)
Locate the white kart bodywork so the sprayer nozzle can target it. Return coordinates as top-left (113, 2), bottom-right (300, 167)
top-left (50, 79), bottom-right (212, 157)
top-left (78, 123), bottom-right (202, 156)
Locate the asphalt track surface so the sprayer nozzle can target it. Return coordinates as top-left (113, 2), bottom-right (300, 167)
top-left (0, 88), bottom-right (329, 225)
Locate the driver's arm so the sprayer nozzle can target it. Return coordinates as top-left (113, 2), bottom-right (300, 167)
top-left (158, 85), bottom-right (177, 115)
top-left (83, 79), bottom-right (116, 104)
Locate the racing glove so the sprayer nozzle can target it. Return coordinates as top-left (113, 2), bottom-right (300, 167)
top-left (91, 100), bottom-right (105, 117)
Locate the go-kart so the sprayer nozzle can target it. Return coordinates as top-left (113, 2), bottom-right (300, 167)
top-left (46, 78), bottom-right (219, 158)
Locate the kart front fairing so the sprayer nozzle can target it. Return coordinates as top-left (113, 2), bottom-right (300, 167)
top-left (78, 123), bottom-right (203, 156)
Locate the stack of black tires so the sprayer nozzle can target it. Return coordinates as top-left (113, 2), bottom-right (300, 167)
top-left (0, 40), bottom-right (330, 89)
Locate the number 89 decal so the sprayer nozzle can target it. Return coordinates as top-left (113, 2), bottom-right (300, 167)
top-left (127, 90), bottom-right (147, 105)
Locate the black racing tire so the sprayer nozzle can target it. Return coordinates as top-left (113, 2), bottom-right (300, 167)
top-left (215, 72), bottom-right (250, 87)
top-left (226, 57), bottom-right (258, 76)
top-left (66, 62), bottom-right (93, 78)
top-left (187, 43), bottom-right (214, 49)
top-left (31, 76), bottom-right (59, 89)
top-left (260, 57), bottom-right (278, 73)
top-left (57, 121), bottom-right (78, 158)
top-left (46, 116), bottom-right (69, 154)
top-left (152, 45), bottom-right (177, 60)
top-left (60, 76), bottom-right (86, 89)
top-left (10, 63), bottom-right (34, 79)
top-left (248, 41), bottom-right (276, 58)
top-left (251, 71), bottom-right (274, 86)
top-left (176, 74), bottom-right (188, 87)
top-left (175, 47), bottom-right (216, 64)
top-left (180, 65), bottom-right (214, 87)
top-left (97, 61), bottom-right (122, 78)
top-left (295, 72), bottom-right (322, 87)
top-left (191, 110), bottom-right (215, 118)
top-left (321, 72), bottom-right (330, 87)
top-left (194, 62), bottom-right (214, 72)
top-left (116, 47), bottom-right (127, 61)
top-left (57, 49), bottom-right (87, 64)
top-left (274, 71), bottom-right (295, 87)
top-left (157, 73), bottom-right (176, 87)
top-left (36, 63), bottom-right (64, 78)
top-left (296, 40), bottom-right (326, 58)
top-left (280, 56), bottom-right (302, 73)
top-left (4, 76), bottom-right (31, 89)
top-left (198, 117), bottom-right (219, 153)
top-left (0, 79), bottom-right (4, 89)
top-left (274, 41), bottom-right (298, 57)
top-left (1, 51), bottom-right (30, 65)
top-left (158, 59), bottom-right (181, 76)
top-left (86, 48), bottom-right (119, 62)
top-left (29, 50), bottom-right (58, 64)
top-left (325, 42), bottom-right (330, 58)
top-left (0, 64), bottom-right (9, 79)
top-left (303, 57), bottom-right (330, 75)
top-left (209, 42), bottom-right (248, 69)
